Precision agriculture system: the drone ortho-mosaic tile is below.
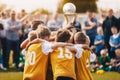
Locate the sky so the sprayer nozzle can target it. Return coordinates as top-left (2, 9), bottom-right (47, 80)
top-left (0, 0), bottom-right (60, 12)
top-left (0, 0), bottom-right (120, 13)
top-left (97, 0), bottom-right (120, 12)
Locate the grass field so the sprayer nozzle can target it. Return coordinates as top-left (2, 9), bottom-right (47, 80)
top-left (0, 69), bottom-right (120, 80)
top-left (0, 52), bottom-right (119, 80)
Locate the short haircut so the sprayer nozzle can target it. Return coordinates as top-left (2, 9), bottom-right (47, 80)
top-left (28, 31), bottom-right (37, 41)
top-left (100, 49), bottom-right (107, 56)
top-left (74, 32), bottom-right (86, 44)
top-left (111, 25), bottom-right (119, 33)
top-left (56, 29), bottom-right (71, 42)
top-left (31, 20), bottom-right (44, 30)
top-left (37, 25), bottom-right (51, 39)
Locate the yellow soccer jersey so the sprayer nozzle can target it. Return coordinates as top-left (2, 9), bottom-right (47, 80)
top-left (75, 46), bottom-right (93, 80)
top-left (50, 47), bottom-right (76, 80)
top-left (23, 41), bottom-right (53, 80)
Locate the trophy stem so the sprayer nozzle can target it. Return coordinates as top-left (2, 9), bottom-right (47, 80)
top-left (64, 14), bottom-right (76, 24)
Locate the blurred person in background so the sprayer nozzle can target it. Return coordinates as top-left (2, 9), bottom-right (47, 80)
top-left (98, 49), bottom-right (111, 71)
top-left (20, 9), bottom-right (27, 18)
top-left (0, 22), bottom-right (7, 70)
top-left (82, 10), bottom-right (98, 46)
top-left (47, 12), bottom-right (62, 31)
top-left (111, 49), bottom-right (120, 73)
top-left (5, 11), bottom-right (22, 69)
top-left (98, 14), bottom-right (106, 26)
top-left (44, 14), bottom-right (50, 26)
top-left (72, 14), bottom-right (81, 31)
top-left (102, 9), bottom-right (119, 54)
top-left (94, 27), bottom-right (105, 57)
top-left (109, 26), bottom-right (120, 59)
top-left (0, 11), bottom-right (8, 68)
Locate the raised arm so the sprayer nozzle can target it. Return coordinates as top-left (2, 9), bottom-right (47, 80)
top-left (20, 38), bottom-right (29, 49)
top-left (51, 42), bottom-right (73, 49)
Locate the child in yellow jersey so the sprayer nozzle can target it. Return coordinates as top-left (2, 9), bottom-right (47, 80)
top-left (50, 29), bottom-right (76, 80)
top-left (74, 32), bottom-right (95, 80)
top-left (22, 26), bottom-right (72, 80)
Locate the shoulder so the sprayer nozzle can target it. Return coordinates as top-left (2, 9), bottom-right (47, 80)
top-left (110, 35), bottom-right (113, 38)
top-left (15, 19), bottom-right (21, 23)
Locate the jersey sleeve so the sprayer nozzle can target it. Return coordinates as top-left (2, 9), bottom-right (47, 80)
top-left (90, 52), bottom-right (96, 62)
top-left (42, 41), bottom-right (53, 55)
top-left (74, 44), bottom-right (83, 59)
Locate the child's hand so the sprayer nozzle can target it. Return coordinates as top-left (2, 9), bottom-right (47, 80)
top-left (99, 65), bottom-right (103, 68)
top-left (105, 62), bottom-right (110, 65)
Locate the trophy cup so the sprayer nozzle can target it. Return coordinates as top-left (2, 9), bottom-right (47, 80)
top-left (63, 3), bottom-right (76, 26)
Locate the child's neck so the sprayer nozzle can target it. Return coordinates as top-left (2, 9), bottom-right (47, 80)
top-left (113, 33), bottom-right (118, 35)
top-left (98, 33), bottom-right (103, 35)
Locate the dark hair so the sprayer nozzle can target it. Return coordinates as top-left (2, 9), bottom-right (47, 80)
top-left (0, 23), bottom-right (3, 30)
top-left (56, 29), bottom-right (71, 42)
top-left (74, 32), bottom-right (86, 44)
top-left (111, 25), bottom-right (119, 33)
top-left (31, 20), bottom-right (44, 30)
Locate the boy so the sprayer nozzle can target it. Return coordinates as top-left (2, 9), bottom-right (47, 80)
top-left (22, 26), bottom-right (72, 80)
top-left (74, 32), bottom-right (94, 80)
top-left (94, 27), bottom-right (105, 56)
top-left (50, 29), bottom-right (76, 80)
top-left (111, 49), bottom-right (120, 73)
top-left (109, 26), bottom-right (120, 59)
top-left (98, 49), bottom-right (111, 71)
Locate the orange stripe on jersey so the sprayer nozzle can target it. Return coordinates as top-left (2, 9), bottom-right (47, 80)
top-left (23, 43), bottom-right (48, 80)
top-left (50, 47), bottom-right (76, 80)
top-left (76, 50), bottom-right (93, 80)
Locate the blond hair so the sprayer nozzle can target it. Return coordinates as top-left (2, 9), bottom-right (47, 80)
top-left (28, 31), bottom-right (37, 41)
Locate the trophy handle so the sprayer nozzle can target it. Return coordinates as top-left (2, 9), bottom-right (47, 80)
top-left (64, 13), bottom-right (76, 24)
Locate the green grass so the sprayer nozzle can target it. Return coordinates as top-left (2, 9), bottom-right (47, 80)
top-left (0, 52), bottom-right (119, 80)
top-left (0, 69), bottom-right (120, 80)
top-left (92, 72), bottom-right (120, 80)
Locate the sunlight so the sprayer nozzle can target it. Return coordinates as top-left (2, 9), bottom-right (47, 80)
top-left (0, 0), bottom-right (60, 12)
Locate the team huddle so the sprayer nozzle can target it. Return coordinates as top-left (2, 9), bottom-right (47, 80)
top-left (21, 22), bottom-right (95, 80)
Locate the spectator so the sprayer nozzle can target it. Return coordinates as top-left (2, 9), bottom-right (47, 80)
top-left (98, 14), bottom-right (106, 26)
top-left (5, 11), bottom-right (22, 69)
top-left (0, 40), bottom-right (6, 70)
top-left (83, 10), bottom-right (98, 46)
top-left (90, 57), bottom-right (99, 73)
top-left (94, 27), bottom-right (105, 56)
top-left (109, 26), bottom-right (120, 59)
top-left (0, 11), bottom-right (8, 68)
top-left (111, 49), bottom-right (120, 73)
top-left (98, 49), bottom-right (111, 71)
top-left (47, 13), bottom-right (62, 31)
top-left (72, 14), bottom-right (81, 31)
top-left (102, 9), bottom-right (119, 54)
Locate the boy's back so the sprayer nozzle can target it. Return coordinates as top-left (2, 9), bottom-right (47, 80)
top-left (23, 42), bottom-right (49, 80)
top-left (50, 47), bottom-right (76, 80)
top-left (76, 49), bottom-right (93, 80)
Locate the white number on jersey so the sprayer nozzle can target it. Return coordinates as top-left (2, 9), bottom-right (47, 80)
top-left (25, 51), bottom-right (36, 65)
top-left (57, 47), bottom-right (72, 59)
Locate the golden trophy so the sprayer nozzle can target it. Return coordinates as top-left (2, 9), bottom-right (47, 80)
top-left (63, 3), bottom-right (76, 26)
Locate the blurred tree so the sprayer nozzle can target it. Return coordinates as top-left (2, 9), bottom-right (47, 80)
top-left (0, 4), bottom-right (6, 11)
top-left (31, 8), bottom-right (50, 14)
top-left (57, 0), bottom-right (98, 13)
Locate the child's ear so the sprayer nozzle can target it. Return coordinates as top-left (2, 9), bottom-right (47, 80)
top-left (74, 40), bottom-right (78, 44)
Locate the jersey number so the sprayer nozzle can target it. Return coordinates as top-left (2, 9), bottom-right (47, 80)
top-left (26, 51), bottom-right (36, 65)
top-left (57, 48), bottom-right (72, 59)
